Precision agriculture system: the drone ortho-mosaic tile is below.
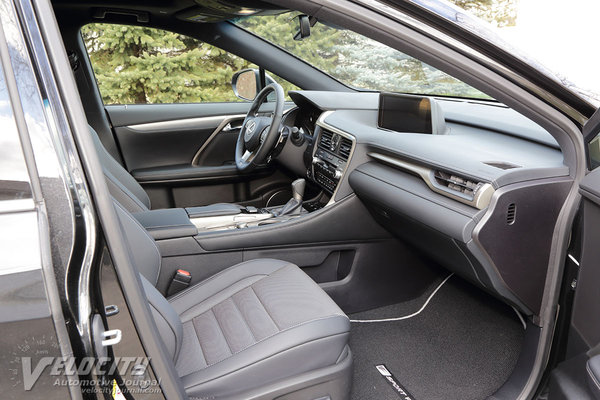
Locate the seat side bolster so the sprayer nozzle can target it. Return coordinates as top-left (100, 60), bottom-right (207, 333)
top-left (90, 125), bottom-right (151, 211)
top-left (142, 275), bottom-right (183, 362)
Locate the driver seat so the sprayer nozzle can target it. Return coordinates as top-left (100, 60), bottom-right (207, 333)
top-left (90, 126), bottom-right (152, 212)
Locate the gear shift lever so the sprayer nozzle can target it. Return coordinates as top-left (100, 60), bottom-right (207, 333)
top-left (278, 178), bottom-right (305, 216)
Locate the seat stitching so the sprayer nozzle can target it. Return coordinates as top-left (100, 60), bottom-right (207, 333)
top-left (188, 320), bottom-right (207, 370)
top-left (210, 308), bottom-right (233, 356)
top-left (230, 294), bottom-right (257, 343)
top-left (250, 285), bottom-right (281, 331)
top-left (175, 275), bottom-right (268, 318)
top-left (167, 259), bottom-right (292, 302)
top-left (201, 314), bottom-right (348, 368)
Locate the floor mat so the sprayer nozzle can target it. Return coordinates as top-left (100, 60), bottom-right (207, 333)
top-left (349, 277), bottom-right (525, 400)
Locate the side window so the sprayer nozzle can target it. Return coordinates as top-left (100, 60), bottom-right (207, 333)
top-left (81, 23), bottom-right (298, 105)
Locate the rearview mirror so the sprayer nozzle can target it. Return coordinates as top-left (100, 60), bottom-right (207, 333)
top-left (231, 69), bottom-right (276, 101)
top-left (293, 14), bottom-right (311, 40)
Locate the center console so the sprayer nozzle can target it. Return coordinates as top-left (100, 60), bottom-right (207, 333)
top-left (188, 207), bottom-right (277, 231)
top-left (134, 180), bottom-right (311, 237)
top-left (310, 114), bottom-right (355, 197)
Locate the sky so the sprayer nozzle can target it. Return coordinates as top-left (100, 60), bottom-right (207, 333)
top-left (497, 0), bottom-right (600, 102)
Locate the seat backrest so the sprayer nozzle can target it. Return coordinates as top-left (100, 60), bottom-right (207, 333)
top-left (113, 200), bottom-right (183, 362)
top-left (90, 126), bottom-right (151, 212)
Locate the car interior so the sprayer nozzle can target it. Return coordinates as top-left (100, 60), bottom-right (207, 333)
top-left (48, 0), bottom-right (580, 399)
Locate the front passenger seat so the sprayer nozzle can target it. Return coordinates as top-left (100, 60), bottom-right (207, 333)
top-left (112, 200), bottom-right (353, 399)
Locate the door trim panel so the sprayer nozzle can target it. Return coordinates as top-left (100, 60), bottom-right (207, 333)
top-left (191, 114), bottom-right (246, 165)
top-left (126, 114), bottom-right (245, 133)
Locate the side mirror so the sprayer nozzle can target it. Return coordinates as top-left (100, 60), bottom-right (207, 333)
top-left (232, 69), bottom-right (258, 101)
top-left (231, 68), bottom-right (277, 101)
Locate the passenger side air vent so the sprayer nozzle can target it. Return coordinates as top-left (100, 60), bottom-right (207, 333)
top-left (506, 203), bottom-right (516, 225)
top-left (367, 152), bottom-right (495, 210)
top-left (433, 170), bottom-right (481, 200)
top-left (339, 138), bottom-right (352, 160)
top-left (319, 130), bottom-right (333, 149)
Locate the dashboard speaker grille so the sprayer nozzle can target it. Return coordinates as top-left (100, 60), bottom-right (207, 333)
top-left (507, 203), bottom-right (516, 225)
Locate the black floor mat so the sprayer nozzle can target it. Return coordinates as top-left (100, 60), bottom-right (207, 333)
top-left (349, 277), bottom-right (525, 400)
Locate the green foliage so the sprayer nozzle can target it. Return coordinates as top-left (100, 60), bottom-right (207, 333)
top-left (239, 13), bottom-right (491, 99)
top-left (83, 0), bottom-right (517, 104)
top-left (237, 14), bottom-right (343, 73)
top-left (82, 24), bottom-right (251, 104)
top-left (451, 0), bottom-right (518, 27)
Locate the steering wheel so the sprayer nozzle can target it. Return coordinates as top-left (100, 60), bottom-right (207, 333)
top-left (235, 82), bottom-right (285, 172)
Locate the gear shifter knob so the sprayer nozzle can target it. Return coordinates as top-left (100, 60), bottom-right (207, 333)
top-left (277, 179), bottom-right (306, 216)
top-left (291, 178), bottom-right (306, 202)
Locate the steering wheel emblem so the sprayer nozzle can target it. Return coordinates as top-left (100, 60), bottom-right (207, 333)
top-left (246, 120), bottom-right (256, 136)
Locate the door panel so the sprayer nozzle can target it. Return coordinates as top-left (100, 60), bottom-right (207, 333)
top-left (105, 103), bottom-right (294, 208)
top-left (547, 167), bottom-right (600, 400)
top-left (546, 110), bottom-right (600, 400)
top-left (109, 107), bottom-right (247, 172)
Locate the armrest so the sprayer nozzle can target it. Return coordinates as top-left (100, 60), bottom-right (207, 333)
top-left (131, 164), bottom-right (270, 183)
top-left (133, 208), bottom-right (197, 240)
top-left (186, 203), bottom-right (242, 218)
top-left (131, 164), bottom-right (239, 183)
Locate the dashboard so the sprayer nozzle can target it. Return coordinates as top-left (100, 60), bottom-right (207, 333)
top-left (277, 90), bottom-right (571, 317)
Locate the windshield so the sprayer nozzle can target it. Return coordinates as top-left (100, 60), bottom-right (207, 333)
top-left (236, 12), bottom-right (492, 100)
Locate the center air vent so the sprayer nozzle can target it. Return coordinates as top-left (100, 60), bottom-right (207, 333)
top-left (433, 170), bottom-right (481, 199)
top-left (338, 138), bottom-right (352, 160)
top-left (318, 130), bottom-right (353, 160)
top-left (319, 130), bottom-right (333, 149)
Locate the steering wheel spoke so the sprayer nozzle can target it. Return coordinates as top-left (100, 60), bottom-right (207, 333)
top-left (235, 83), bottom-right (284, 172)
top-left (241, 150), bottom-right (252, 163)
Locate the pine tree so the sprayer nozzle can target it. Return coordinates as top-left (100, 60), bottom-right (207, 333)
top-left (82, 24), bottom-right (250, 104)
top-left (81, 0), bottom-right (516, 104)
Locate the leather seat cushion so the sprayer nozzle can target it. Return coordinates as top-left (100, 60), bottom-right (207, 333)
top-left (168, 259), bottom-right (350, 398)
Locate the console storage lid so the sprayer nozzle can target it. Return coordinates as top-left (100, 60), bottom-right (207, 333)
top-left (133, 208), bottom-right (197, 240)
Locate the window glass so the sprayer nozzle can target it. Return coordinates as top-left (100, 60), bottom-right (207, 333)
top-left (236, 13), bottom-right (492, 100)
top-left (81, 23), bottom-right (299, 104)
top-left (0, 60), bottom-right (33, 202)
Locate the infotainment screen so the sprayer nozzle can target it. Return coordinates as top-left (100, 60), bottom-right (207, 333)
top-left (378, 93), bottom-right (433, 134)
